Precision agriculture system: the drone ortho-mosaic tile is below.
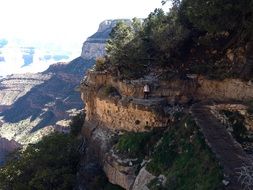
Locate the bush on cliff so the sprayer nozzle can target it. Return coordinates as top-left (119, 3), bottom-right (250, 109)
top-left (103, 85), bottom-right (119, 97)
top-left (115, 129), bottom-right (164, 158)
top-left (248, 100), bottom-right (253, 115)
top-left (0, 133), bottom-right (80, 190)
top-left (103, 0), bottom-right (253, 80)
top-left (95, 56), bottom-right (110, 71)
top-left (70, 111), bottom-right (85, 137)
top-left (146, 116), bottom-right (223, 190)
top-left (105, 10), bottom-right (189, 79)
top-left (116, 132), bottom-right (152, 158)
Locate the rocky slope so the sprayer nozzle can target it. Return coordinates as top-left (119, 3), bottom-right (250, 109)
top-left (0, 57), bottom-right (91, 145)
top-left (79, 69), bottom-right (253, 190)
top-left (0, 20), bottom-right (120, 163)
top-left (0, 137), bottom-right (20, 165)
top-left (81, 19), bottom-right (131, 59)
top-left (0, 73), bottom-right (52, 111)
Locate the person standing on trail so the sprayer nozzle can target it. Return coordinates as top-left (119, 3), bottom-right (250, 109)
top-left (143, 83), bottom-right (150, 99)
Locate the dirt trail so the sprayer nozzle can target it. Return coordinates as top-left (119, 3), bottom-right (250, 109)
top-left (191, 102), bottom-right (252, 190)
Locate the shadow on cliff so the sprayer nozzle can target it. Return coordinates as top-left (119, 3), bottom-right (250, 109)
top-left (0, 57), bottom-right (94, 133)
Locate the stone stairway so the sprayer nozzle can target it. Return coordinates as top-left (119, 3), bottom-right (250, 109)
top-left (191, 103), bottom-right (252, 190)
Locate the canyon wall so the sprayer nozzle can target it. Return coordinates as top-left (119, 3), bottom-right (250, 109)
top-left (80, 70), bottom-right (253, 189)
top-left (0, 137), bottom-right (20, 165)
top-left (197, 76), bottom-right (253, 101)
top-left (82, 71), bottom-right (253, 105)
top-left (81, 19), bottom-right (131, 60)
top-left (81, 71), bottom-right (169, 132)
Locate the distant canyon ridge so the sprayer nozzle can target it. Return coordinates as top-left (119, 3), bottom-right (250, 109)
top-left (0, 19), bottom-right (130, 164)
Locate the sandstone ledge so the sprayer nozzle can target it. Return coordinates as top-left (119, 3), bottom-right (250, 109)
top-left (82, 70), bottom-right (253, 102)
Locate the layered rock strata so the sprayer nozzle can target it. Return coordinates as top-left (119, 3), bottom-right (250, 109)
top-left (80, 70), bottom-right (253, 189)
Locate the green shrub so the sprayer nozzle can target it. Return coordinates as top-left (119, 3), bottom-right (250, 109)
top-left (95, 57), bottom-right (108, 71)
top-left (247, 100), bottom-right (253, 115)
top-left (0, 133), bottom-right (80, 190)
top-left (147, 116), bottom-right (223, 189)
top-left (146, 133), bottom-right (178, 176)
top-left (116, 132), bottom-right (152, 158)
top-left (103, 85), bottom-right (118, 97)
top-left (221, 110), bottom-right (251, 143)
top-left (115, 129), bottom-right (164, 158)
top-left (70, 112), bottom-right (85, 137)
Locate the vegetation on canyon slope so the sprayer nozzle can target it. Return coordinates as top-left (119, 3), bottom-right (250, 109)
top-left (0, 113), bottom-right (122, 190)
top-left (115, 114), bottom-right (223, 190)
top-left (0, 133), bottom-right (80, 190)
top-left (1, 0), bottom-right (253, 189)
top-left (146, 116), bottom-right (222, 190)
top-left (96, 0), bottom-right (253, 80)
top-left (0, 113), bottom-right (86, 190)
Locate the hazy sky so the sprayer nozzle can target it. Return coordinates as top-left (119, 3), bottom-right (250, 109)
top-left (0, 0), bottom-right (169, 46)
top-left (0, 0), bottom-right (170, 76)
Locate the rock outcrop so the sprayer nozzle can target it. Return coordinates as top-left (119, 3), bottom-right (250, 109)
top-left (80, 70), bottom-right (172, 189)
top-left (0, 19), bottom-right (119, 163)
top-left (197, 76), bottom-right (253, 101)
top-left (81, 71), bottom-right (169, 132)
top-left (132, 167), bottom-right (155, 190)
top-left (103, 150), bottom-right (139, 190)
top-left (81, 19), bottom-right (131, 60)
top-left (81, 121), bottom-right (141, 190)
top-left (0, 73), bottom-right (52, 108)
top-left (0, 137), bottom-right (20, 165)
top-left (80, 69), bottom-right (253, 189)
top-left (82, 71), bottom-right (253, 105)
top-left (0, 57), bottom-right (92, 145)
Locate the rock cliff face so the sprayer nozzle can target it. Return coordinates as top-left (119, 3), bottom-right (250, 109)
top-left (0, 74), bottom-right (52, 110)
top-left (81, 71), bottom-right (169, 132)
top-left (197, 76), bottom-right (253, 101)
top-left (80, 71), bottom-right (173, 189)
top-left (0, 19), bottom-right (118, 163)
top-left (80, 69), bottom-right (253, 189)
top-left (0, 57), bottom-right (92, 145)
top-left (81, 19), bottom-right (131, 59)
top-left (82, 71), bottom-right (253, 105)
top-left (0, 137), bottom-right (21, 165)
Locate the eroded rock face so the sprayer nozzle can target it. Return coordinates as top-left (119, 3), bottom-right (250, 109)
top-left (0, 73), bottom-right (52, 107)
top-left (80, 71), bottom-right (195, 132)
top-left (80, 71), bottom-right (172, 189)
top-left (81, 19), bottom-right (131, 60)
top-left (0, 137), bottom-right (20, 165)
top-left (80, 70), bottom-right (253, 189)
top-left (82, 70), bottom-right (253, 107)
top-left (132, 167), bottom-right (155, 190)
top-left (103, 152), bottom-right (137, 190)
top-left (82, 71), bottom-right (197, 104)
top-left (85, 96), bottom-right (167, 132)
top-left (197, 76), bottom-right (253, 101)
top-left (0, 18), bottom-right (119, 163)
top-left (81, 121), bottom-right (156, 190)
top-left (81, 122), bottom-right (139, 190)
top-left (0, 57), bottom-right (95, 165)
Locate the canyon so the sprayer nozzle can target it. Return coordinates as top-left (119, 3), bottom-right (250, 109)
top-left (79, 69), bottom-right (253, 190)
top-left (1, 18), bottom-right (253, 190)
top-left (0, 19), bottom-right (121, 164)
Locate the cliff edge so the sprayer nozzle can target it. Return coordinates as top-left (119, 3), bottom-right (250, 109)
top-left (80, 69), bottom-right (253, 190)
top-left (81, 19), bottom-right (131, 60)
